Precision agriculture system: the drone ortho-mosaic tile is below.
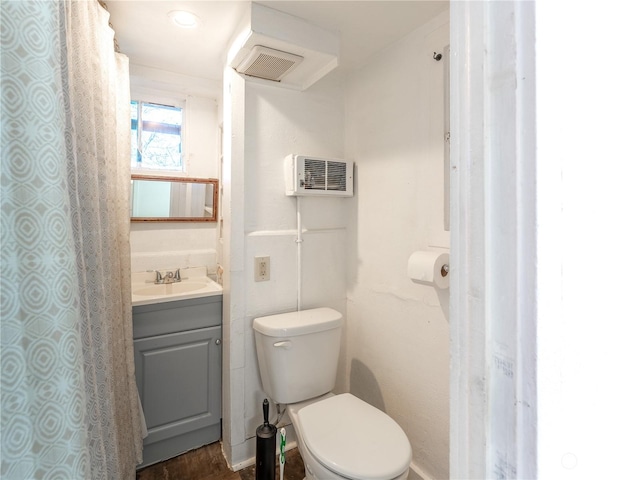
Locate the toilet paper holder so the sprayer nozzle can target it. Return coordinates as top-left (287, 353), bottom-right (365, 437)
top-left (407, 249), bottom-right (450, 288)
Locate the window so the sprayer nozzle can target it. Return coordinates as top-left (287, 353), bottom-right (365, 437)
top-left (131, 101), bottom-right (183, 171)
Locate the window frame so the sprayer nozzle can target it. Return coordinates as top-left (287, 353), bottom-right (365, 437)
top-left (130, 92), bottom-right (187, 174)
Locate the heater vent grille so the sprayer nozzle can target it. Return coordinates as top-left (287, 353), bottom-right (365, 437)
top-left (285, 155), bottom-right (353, 197)
top-left (303, 159), bottom-right (326, 190)
top-left (236, 46), bottom-right (303, 82)
top-left (303, 159), bottom-right (347, 191)
top-left (326, 161), bottom-right (347, 191)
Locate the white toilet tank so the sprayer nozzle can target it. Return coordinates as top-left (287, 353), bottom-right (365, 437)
top-left (253, 308), bottom-right (343, 404)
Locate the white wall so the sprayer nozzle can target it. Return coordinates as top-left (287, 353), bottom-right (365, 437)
top-left (222, 68), bottom-right (348, 467)
top-left (222, 12), bottom-right (451, 477)
top-left (344, 12), bottom-right (450, 480)
top-left (128, 65), bottom-right (220, 274)
top-left (536, 1), bottom-right (640, 477)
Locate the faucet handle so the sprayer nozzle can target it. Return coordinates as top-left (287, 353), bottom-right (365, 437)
top-left (174, 268), bottom-right (181, 282)
top-left (155, 270), bottom-right (164, 283)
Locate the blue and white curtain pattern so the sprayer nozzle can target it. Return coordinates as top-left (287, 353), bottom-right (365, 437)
top-left (1, 1), bottom-right (144, 478)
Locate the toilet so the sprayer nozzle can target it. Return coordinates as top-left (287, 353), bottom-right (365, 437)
top-left (253, 307), bottom-right (412, 480)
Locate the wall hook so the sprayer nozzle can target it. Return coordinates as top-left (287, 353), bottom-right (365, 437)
top-left (433, 51), bottom-right (442, 61)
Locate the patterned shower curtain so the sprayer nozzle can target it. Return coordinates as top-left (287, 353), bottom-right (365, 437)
top-left (1, 1), bottom-right (144, 478)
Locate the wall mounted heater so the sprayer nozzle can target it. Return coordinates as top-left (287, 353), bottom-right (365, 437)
top-left (284, 154), bottom-right (354, 197)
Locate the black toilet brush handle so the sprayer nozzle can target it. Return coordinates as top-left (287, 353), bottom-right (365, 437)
top-left (263, 399), bottom-right (269, 425)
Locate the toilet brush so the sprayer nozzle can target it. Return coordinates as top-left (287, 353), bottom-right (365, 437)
top-left (256, 399), bottom-right (276, 480)
top-left (279, 427), bottom-right (286, 480)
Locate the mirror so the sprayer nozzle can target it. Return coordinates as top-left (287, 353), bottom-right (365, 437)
top-left (130, 175), bottom-right (218, 222)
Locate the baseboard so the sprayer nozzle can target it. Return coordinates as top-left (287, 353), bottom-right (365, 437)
top-left (231, 441), bottom-right (298, 472)
top-left (408, 461), bottom-right (435, 480)
top-left (233, 443), bottom-right (432, 479)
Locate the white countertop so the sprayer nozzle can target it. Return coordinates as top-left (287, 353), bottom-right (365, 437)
top-left (131, 266), bottom-right (222, 307)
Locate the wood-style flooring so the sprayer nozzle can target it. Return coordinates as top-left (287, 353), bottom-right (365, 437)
top-left (136, 442), bottom-right (306, 480)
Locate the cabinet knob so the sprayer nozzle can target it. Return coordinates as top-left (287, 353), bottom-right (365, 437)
top-left (215, 339), bottom-right (221, 345)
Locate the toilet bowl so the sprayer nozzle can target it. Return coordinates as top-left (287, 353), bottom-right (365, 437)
top-left (288, 393), bottom-right (411, 480)
top-left (253, 308), bottom-right (412, 480)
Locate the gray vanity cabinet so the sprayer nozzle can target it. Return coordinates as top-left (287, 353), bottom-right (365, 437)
top-left (133, 295), bottom-right (222, 468)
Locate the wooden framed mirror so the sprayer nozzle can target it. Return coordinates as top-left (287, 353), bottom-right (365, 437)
top-left (130, 175), bottom-right (218, 222)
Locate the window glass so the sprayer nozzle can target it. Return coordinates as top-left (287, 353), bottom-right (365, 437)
top-left (131, 101), bottom-right (183, 171)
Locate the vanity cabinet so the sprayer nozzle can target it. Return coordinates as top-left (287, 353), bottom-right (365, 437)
top-left (133, 295), bottom-right (222, 468)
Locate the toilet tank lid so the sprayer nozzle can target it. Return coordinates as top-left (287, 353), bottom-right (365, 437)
top-left (253, 307), bottom-right (343, 337)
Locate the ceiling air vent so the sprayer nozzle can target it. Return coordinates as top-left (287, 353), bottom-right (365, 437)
top-left (235, 45), bottom-right (303, 82)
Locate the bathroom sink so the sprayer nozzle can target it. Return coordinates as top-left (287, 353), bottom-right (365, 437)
top-left (131, 266), bottom-right (222, 306)
top-left (133, 281), bottom-right (210, 297)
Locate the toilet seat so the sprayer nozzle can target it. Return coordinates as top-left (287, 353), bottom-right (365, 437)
top-left (297, 393), bottom-right (412, 480)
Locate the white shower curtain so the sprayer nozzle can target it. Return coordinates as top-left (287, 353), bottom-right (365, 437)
top-left (1, 1), bottom-right (143, 478)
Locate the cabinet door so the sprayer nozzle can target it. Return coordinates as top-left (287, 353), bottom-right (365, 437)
top-left (134, 326), bottom-right (221, 448)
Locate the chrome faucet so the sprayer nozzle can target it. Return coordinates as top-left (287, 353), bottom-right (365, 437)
top-left (154, 268), bottom-right (181, 284)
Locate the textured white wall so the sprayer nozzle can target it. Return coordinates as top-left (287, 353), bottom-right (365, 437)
top-left (242, 77), bottom-right (349, 435)
top-left (223, 11), bottom-right (452, 475)
top-left (344, 12), bottom-right (450, 480)
top-left (222, 70), bottom-right (348, 466)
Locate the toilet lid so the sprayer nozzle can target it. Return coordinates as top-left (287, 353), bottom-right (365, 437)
top-left (297, 394), bottom-right (412, 480)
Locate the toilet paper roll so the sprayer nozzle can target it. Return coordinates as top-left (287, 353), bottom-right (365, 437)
top-left (407, 249), bottom-right (450, 289)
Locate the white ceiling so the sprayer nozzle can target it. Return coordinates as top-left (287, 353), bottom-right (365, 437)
top-left (106, 1), bottom-right (448, 81)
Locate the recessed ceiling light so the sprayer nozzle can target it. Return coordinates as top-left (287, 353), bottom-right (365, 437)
top-left (168, 10), bottom-right (200, 29)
